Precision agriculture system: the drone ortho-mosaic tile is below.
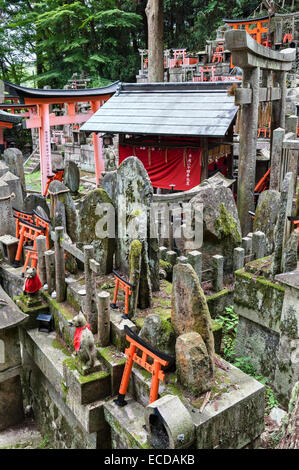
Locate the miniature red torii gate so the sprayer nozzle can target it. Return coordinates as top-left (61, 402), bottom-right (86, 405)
top-left (2, 81), bottom-right (119, 194)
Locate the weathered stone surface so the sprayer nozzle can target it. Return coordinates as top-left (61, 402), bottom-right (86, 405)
top-left (171, 263), bottom-right (215, 362)
top-left (104, 397), bottom-right (150, 449)
top-left (21, 339), bottom-right (109, 448)
top-left (276, 381), bottom-right (299, 449)
top-left (49, 180), bottom-right (78, 242)
top-left (64, 160), bottom-right (80, 194)
top-left (138, 240), bottom-right (152, 309)
top-left (53, 199), bottom-right (66, 230)
top-left (139, 314), bottom-right (176, 356)
top-left (101, 170), bottom-right (117, 203)
top-left (77, 188), bottom-right (115, 273)
top-left (253, 190), bottom-right (281, 254)
top-left (234, 265), bottom-right (286, 380)
top-left (23, 193), bottom-right (50, 219)
top-left (3, 148), bottom-right (26, 198)
top-left (103, 145), bottom-right (117, 172)
top-left (274, 271), bottom-right (299, 408)
top-left (130, 358), bottom-right (265, 449)
top-left (272, 172), bottom-right (294, 275)
top-left (190, 185), bottom-right (241, 272)
top-left (145, 395), bottom-right (195, 449)
top-left (0, 179), bottom-right (15, 236)
top-left (115, 157), bottom-right (159, 290)
top-left (128, 239), bottom-right (142, 317)
top-left (282, 230), bottom-right (298, 273)
top-left (0, 375), bottom-right (24, 432)
top-left (0, 171), bottom-right (23, 210)
top-left (176, 332), bottom-right (214, 395)
top-left (0, 161), bottom-right (9, 178)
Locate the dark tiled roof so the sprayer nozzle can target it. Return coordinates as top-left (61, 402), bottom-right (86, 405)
top-left (0, 110), bottom-right (23, 124)
top-left (3, 80), bottom-right (119, 102)
top-left (81, 82), bottom-right (239, 137)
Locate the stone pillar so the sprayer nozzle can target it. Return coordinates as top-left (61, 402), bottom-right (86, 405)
top-left (242, 236), bottom-right (252, 262)
top-left (159, 246), bottom-right (168, 260)
top-left (1, 171), bottom-right (23, 211)
top-left (187, 250), bottom-right (202, 283)
top-left (97, 291), bottom-right (110, 347)
top-left (177, 256), bottom-right (188, 264)
top-left (272, 71), bottom-right (287, 131)
top-left (237, 66), bottom-right (260, 235)
top-left (45, 250), bottom-right (55, 294)
top-left (269, 128), bottom-right (285, 191)
top-left (0, 180), bottom-right (15, 236)
top-left (285, 115), bottom-right (298, 135)
top-left (252, 231), bottom-right (266, 260)
top-left (129, 239), bottom-right (142, 318)
top-left (272, 172), bottom-right (294, 275)
top-left (233, 247), bottom-right (245, 272)
top-left (36, 235), bottom-right (47, 285)
top-left (54, 226), bottom-right (66, 302)
top-left (84, 244), bottom-right (97, 333)
top-left (212, 254), bottom-right (224, 292)
top-left (165, 250), bottom-right (177, 266)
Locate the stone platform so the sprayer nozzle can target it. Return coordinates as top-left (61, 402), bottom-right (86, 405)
top-left (107, 359), bottom-right (265, 449)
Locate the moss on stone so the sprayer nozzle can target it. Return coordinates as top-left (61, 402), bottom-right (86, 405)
top-left (129, 239), bottom-right (142, 273)
top-left (51, 339), bottom-right (71, 357)
top-left (78, 370), bottom-right (109, 384)
top-left (63, 357), bottom-right (77, 371)
top-left (215, 203), bottom-right (242, 244)
top-left (159, 259), bottom-right (172, 273)
top-left (206, 289), bottom-right (229, 302)
top-left (161, 280), bottom-right (172, 296)
top-left (280, 306), bottom-right (297, 339)
top-left (99, 347), bottom-right (126, 366)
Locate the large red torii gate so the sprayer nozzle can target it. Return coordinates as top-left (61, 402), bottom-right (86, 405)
top-left (2, 81), bottom-right (119, 193)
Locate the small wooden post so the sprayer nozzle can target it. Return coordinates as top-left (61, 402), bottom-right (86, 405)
top-left (97, 291), bottom-right (110, 347)
top-left (45, 250), bottom-right (55, 295)
top-left (36, 235), bottom-right (47, 285)
top-left (54, 226), bottom-right (66, 302)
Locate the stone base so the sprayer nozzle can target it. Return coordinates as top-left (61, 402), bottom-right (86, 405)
top-left (63, 357), bottom-right (110, 405)
top-left (127, 359), bottom-right (265, 449)
top-left (104, 396), bottom-right (150, 449)
top-left (20, 327), bottom-right (111, 448)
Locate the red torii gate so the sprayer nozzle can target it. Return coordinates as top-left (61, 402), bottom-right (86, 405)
top-left (2, 81), bottom-right (119, 193)
top-left (224, 15), bottom-right (271, 46)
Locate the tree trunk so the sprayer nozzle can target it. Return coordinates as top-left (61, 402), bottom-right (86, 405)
top-left (145, 0), bottom-right (164, 82)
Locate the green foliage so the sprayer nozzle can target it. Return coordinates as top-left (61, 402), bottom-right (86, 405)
top-left (0, 0), bottom-right (266, 87)
top-left (216, 305), bottom-right (280, 412)
top-left (214, 305), bottom-right (238, 360)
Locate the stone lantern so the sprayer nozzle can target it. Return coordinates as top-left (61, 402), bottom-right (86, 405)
top-left (0, 284), bottom-right (28, 431)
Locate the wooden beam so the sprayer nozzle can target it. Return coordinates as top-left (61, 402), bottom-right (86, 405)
top-left (235, 87), bottom-right (281, 105)
top-left (25, 111), bottom-right (93, 129)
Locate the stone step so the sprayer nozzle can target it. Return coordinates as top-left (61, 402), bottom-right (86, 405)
top-left (104, 396), bottom-right (150, 449)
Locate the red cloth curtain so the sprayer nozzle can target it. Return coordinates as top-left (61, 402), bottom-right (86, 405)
top-left (119, 145), bottom-right (202, 191)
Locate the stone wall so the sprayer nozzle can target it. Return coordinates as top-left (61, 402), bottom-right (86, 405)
top-left (234, 262), bottom-right (285, 380)
top-left (20, 327), bottom-right (111, 449)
